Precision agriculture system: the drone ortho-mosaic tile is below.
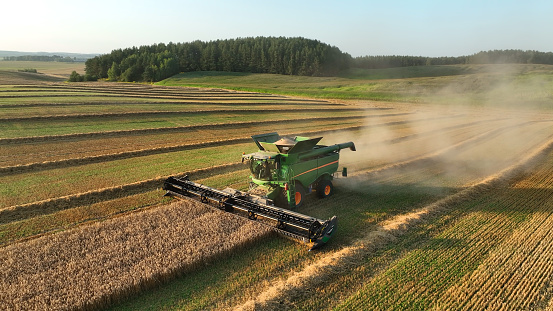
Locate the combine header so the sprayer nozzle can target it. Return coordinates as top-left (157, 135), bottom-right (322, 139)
top-left (163, 132), bottom-right (355, 250)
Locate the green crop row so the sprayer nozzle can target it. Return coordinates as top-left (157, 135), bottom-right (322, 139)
top-left (0, 109), bottom-right (366, 138)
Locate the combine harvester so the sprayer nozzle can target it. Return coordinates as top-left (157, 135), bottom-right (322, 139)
top-left (163, 132), bottom-right (355, 250)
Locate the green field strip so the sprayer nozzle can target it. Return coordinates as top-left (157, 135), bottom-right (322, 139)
top-left (0, 91), bottom-right (118, 98)
top-left (0, 110), bottom-right (401, 140)
top-left (7, 84), bottom-right (284, 96)
top-left (0, 162), bottom-right (247, 225)
top-left (0, 93), bottom-right (291, 101)
top-left (0, 119), bottom-right (369, 174)
top-left (0, 142), bottom-right (259, 209)
top-left (0, 87), bottom-right (243, 96)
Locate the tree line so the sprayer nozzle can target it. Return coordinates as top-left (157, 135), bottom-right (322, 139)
top-left (353, 50), bottom-right (553, 69)
top-left (84, 37), bottom-right (351, 82)
top-left (82, 36), bottom-right (553, 82)
top-left (4, 55), bottom-right (77, 62)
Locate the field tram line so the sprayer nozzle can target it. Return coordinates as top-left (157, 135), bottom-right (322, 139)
top-left (0, 107), bottom-right (367, 122)
top-left (233, 133), bottom-right (553, 311)
top-left (0, 111), bottom-right (414, 145)
top-left (0, 162), bottom-right (245, 225)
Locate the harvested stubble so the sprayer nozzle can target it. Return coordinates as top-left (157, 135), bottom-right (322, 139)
top-left (0, 199), bottom-right (272, 310)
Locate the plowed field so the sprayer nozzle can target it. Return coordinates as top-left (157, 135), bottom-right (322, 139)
top-left (1, 68), bottom-right (553, 311)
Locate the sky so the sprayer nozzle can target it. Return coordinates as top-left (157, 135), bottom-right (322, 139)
top-left (2, 0), bottom-right (552, 57)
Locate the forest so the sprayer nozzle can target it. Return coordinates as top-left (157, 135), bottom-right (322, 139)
top-left (83, 36), bottom-right (553, 82)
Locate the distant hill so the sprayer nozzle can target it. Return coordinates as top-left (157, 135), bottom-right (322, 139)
top-left (0, 50), bottom-right (98, 61)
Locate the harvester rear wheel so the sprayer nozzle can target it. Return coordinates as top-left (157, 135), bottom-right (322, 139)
top-left (294, 183), bottom-right (306, 208)
top-left (317, 179), bottom-right (334, 198)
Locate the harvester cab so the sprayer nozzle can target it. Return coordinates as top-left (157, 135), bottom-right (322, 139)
top-left (163, 132), bottom-right (355, 250)
top-left (243, 132), bottom-right (356, 209)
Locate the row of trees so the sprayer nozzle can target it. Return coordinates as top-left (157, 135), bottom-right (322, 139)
top-left (84, 37), bottom-right (351, 82)
top-left (83, 36), bottom-right (553, 83)
top-left (353, 50), bottom-right (553, 69)
top-left (4, 55), bottom-right (76, 62)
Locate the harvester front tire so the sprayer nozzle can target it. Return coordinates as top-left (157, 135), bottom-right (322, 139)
top-left (317, 179), bottom-right (334, 198)
top-left (294, 183), bottom-right (305, 208)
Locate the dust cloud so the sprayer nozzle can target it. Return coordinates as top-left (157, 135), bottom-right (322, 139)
top-left (320, 64), bottom-right (553, 192)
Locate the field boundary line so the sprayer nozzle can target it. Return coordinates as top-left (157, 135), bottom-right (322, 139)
top-left (234, 134), bottom-right (553, 310)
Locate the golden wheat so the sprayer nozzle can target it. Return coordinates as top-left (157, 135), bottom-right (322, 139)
top-left (0, 199), bottom-right (271, 310)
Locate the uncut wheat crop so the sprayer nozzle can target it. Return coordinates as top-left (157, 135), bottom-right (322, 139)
top-left (0, 199), bottom-right (272, 310)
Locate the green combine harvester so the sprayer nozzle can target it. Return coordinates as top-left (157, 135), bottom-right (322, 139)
top-left (163, 132), bottom-right (355, 250)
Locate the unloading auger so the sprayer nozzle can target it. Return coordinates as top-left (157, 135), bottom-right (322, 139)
top-left (163, 132), bottom-right (355, 250)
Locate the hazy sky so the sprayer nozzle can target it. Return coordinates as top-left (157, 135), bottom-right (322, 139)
top-left (2, 0), bottom-right (552, 57)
